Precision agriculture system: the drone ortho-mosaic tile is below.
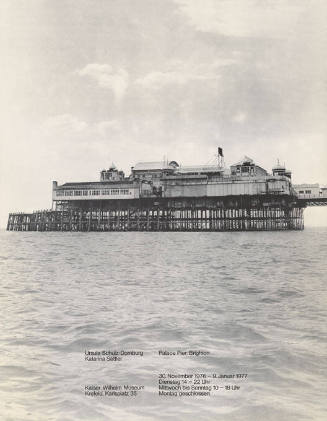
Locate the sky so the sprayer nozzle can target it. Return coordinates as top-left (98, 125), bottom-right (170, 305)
top-left (1, 0), bottom-right (326, 227)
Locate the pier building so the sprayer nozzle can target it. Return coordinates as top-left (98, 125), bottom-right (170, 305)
top-left (7, 151), bottom-right (327, 232)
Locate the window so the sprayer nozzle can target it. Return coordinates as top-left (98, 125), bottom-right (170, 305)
top-left (74, 190), bottom-right (82, 196)
top-left (64, 190), bottom-right (73, 196)
top-left (91, 190), bottom-right (100, 195)
top-left (305, 190), bottom-right (311, 194)
top-left (56, 191), bottom-right (64, 196)
top-left (299, 190), bottom-right (304, 194)
top-left (83, 190), bottom-right (88, 196)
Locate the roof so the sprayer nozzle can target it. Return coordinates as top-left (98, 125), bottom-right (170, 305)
top-left (272, 164), bottom-right (285, 170)
top-left (133, 161), bottom-right (175, 171)
top-left (101, 164), bottom-right (118, 171)
top-left (59, 180), bottom-right (134, 188)
top-left (293, 183), bottom-right (319, 188)
top-left (178, 165), bottom-right (223, 174)
top-left (232, 156), bottom-right (254, 166)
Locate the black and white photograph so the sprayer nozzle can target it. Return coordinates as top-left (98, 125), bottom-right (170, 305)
top-left (0, 1), bottom-right (326, 420)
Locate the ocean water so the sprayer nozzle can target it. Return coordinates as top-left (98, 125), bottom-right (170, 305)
top-left (0, 228), bottom-right (326, 421)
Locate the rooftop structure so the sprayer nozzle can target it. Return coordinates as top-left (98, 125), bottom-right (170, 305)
top-left (272, 160), bottom-right (292, 179)
top-left (100, 163), bottom-right (125, 182)
top-left (230, 156), bottom-right (268, 177)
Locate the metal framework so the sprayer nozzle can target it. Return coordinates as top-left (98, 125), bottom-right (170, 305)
top-left (297, 198), bottom-right (327, 207)
top-left (7, 196), bottom-right (305, 231)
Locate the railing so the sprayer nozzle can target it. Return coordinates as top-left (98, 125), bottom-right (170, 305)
top-left (296, 194), bottom-right (327, 206)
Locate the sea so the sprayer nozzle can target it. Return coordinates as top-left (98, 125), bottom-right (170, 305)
top-left (0, 228), bottom-right (326, 421)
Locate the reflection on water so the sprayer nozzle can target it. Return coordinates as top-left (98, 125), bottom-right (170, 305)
top-left (0, 229), bottom-right (326, 420)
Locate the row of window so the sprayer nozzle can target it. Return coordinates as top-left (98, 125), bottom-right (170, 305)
top-left (298, 190), bottom-right (312, 194)
top-left (56, 189), bottom-right (132, 197)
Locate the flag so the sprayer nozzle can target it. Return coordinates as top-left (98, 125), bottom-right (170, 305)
top-left (218, 147), bottom-right (223, 157)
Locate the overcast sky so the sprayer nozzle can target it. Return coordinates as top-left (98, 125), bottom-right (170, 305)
top-left (1, 0), bottom-right (326, 227)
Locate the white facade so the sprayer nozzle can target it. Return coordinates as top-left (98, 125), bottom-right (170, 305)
top-left (53, 185), bottom-right (139, 201)
top-left (293, 184), bottom-right (321, 198)
top-left (207, 180), bottom-right (267, 197)
top-left (164, 177), bottom-right (291, 198)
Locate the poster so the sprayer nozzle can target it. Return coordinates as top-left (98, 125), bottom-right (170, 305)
top-left (1, 1), bottom-right (326, 420)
